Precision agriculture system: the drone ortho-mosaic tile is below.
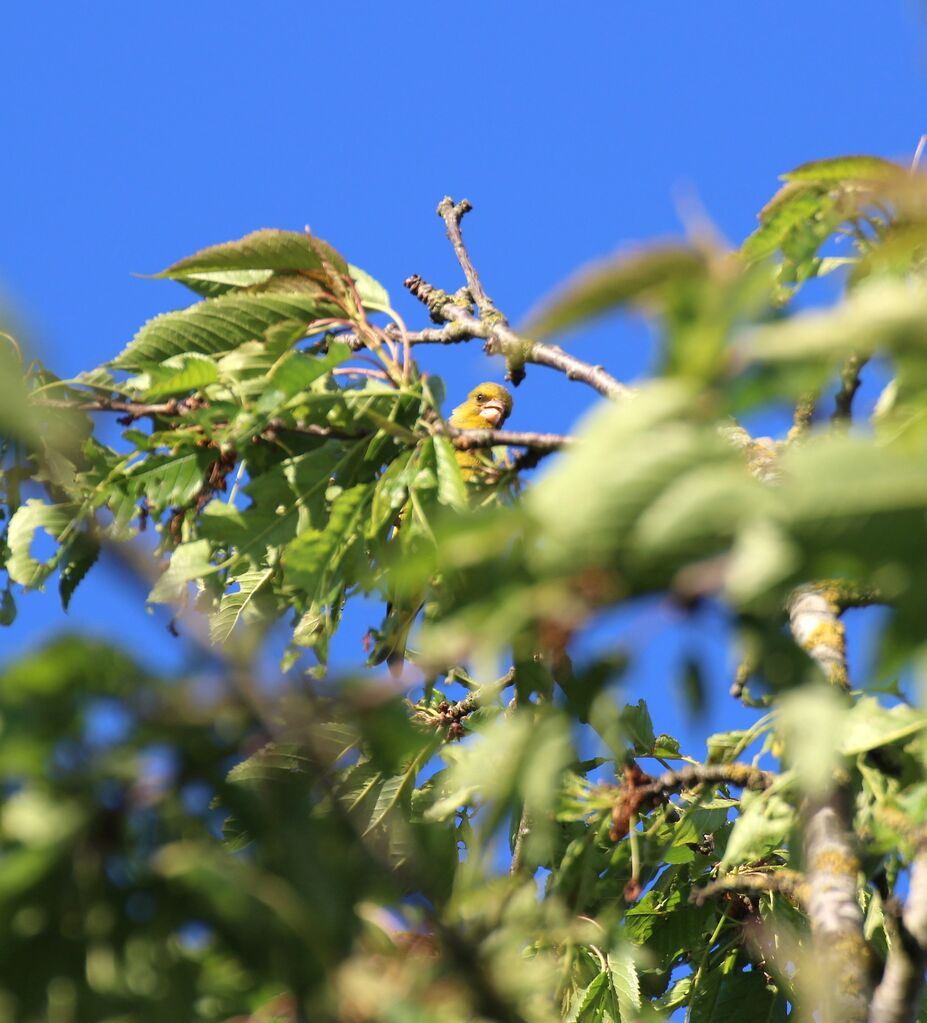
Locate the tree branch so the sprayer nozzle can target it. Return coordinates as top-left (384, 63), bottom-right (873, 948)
top-left (646, 762), bottom-right (773, 798)
top-left (444, 425), bottom-right (571, 452)
top-left (804, 793), bottom-right (871, 1023)
top-left (32, 396), bottom-right (187, 419)
top-left (691, 867), bottom-right (807, 908)
top-left (788, 586), bottom-right (850, 690)
top-left (833, 352), bottom-right (867, 424)
top-left (610, 761), bottom-right (773, 842)
top-left (868, 850), bottom-right (927, 1023)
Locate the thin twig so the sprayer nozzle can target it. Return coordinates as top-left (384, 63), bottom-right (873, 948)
top-left (31, 394), bottom-right (573, 454)
top-left (691, 868), bottom-right (807, 908)
top-left (832, 352), bottom-right (867, 425)
top-left (436, 197), bottom-right (494, 317)
top-left (445, 425), bottom-right (571, 452)
top-left (645, 762), bottom-right (773, 798)
top-left (788, 393), bottom-right (816, 442)
top-left (912, 134), bottom-right (927, 173)
top-left (32, 396), bottom-right (185, 418)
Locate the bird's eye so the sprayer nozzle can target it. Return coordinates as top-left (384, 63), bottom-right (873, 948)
top-left (476, 392), bottom-right (486, 402)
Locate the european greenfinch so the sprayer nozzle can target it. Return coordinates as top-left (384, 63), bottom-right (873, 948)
top-left (448, 382), bottom-right (514, 479)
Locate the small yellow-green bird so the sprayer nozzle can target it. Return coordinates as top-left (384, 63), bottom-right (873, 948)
top-left (448, 381), bottom-right (514, 479)
top-left (372, 382), bottom-right (513, 674)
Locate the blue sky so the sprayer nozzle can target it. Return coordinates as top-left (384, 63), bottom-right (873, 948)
top-left (2, 2), bottom-right (925, 752)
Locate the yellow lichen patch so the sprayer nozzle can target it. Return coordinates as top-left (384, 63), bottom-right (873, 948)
top-left (809, 847), bottom-right (860, 878)
top-left (803, 619), bottom-right (846, 654)
top-left (816, 584), bottom-right (844, 615)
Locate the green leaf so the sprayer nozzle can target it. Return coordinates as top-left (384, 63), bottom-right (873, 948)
top-left (156, 228), bottom-right (349, 281)
top-left (691, 968), bottom-right (788, 1023)
top-left (742, 278), bottom-right (927, 363)
top-left (567, 970), bottom-right (608, 1022)
top-left (128, 449), bottom-right (217, 509)
top-left (707, 729), bottom-right (752, 765)
top-left (425, 712), bottom-right (535, 822)
top-left (721, 789), bottom-right (793, 868)
top-left (267, 341), bottom-right (351, 399)
top-left (58, 533), bottom-right (100, 611)
top-left (432, 435), bottom-right (469, 511)
top-left (6, 500), bottom-right (76, 588)
top-left (227, 742), bottom-right (308, 785)
top-left (741, 182), bottom-right (828, 263)
top-left (522, 244), bottom-right (707, 340)
top-left (840, 697), bottom-right (927, 755)
top-left (618, 700), bottom-right (656, 754)
top-left (0, 589), bottom-right (15, 626)
top-left (782, 154), bottom-right (903, 184)
top-left (113, 290), bottom-right (342, 369)
top-left (363, 762), bottom-right (420, 836)
top-left (347, 263), bottom-right (391, 309)
top-left (282, 485), bottom-right (370, 597)
top-left (210, 569), bottom-right (274, 644)
top-left (528, 380), bottom-right (712, 571)
top-left (163, 268), bottom-right (275, 298)
top-left (607, 951), bottom-right (641, 1021)
top-left (148, 539), bottom-right (216, 604)
top-left (142, 353), bottom-right (219, 399)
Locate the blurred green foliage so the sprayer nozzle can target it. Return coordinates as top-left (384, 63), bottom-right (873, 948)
top-left (2, 156), bottom-right (927, 1021)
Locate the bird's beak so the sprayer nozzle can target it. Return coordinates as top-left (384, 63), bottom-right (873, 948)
top-left (479, 401), bottom-right (506, 427)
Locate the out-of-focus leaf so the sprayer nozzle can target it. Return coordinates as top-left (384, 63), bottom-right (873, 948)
top-left (6, 500), bottom-right (75, 588)
top-left (425, 708), bottom-right (571, 842)
top-left (741, 182), bottom-right (828, 263)
top-left (521, 244), bottom-right (707, 340)
top-left (782, 155), bottom-right (903, 185)
top-left (840, 697), bottom-right (927, 755)
top-left (725, 519), bottom-right (800, 606)
top-left (148, 539), bottom-right (216, 604)
top-left (1, 789), bottom-right (85, 846)
top-left (282, 485), bottom-right (370, 598)
top-left (721, 789), bottom-right (793, 868)
top-left (0, 589), bottom-right (15, 626)
top-left (528, 380), bottom-right (719, 572)
top-left (227, 743), bottom-right (309, 786)
top-left (741, 278), bottom-right (927, 363)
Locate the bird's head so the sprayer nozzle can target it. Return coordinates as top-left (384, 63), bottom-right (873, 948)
top-left (451, 382), bottom-right (513, 429)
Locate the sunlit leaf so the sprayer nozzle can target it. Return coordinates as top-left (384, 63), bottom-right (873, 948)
top-left (6, 500), bottom-right (76, 588)
top-left (210, 568), bottom-right (274, 644)
top-left (113, 290), bottom-right (342, 369)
